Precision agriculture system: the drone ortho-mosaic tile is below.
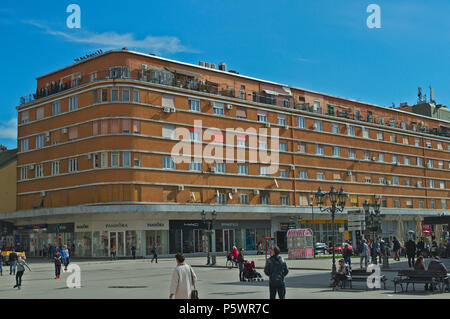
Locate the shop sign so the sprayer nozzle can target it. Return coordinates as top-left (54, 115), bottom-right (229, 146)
top-left (75, 223), bottom-right (91, 232)
top-left (142, 221), bottom-right (168, 230)
top-left (14, 224), bottom-right (47, 231)
top-left (47, 223), bottom-right (75, 233)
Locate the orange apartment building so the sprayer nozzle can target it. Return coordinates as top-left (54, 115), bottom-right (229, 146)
top-left (1, 48), bottom-right (449, 258)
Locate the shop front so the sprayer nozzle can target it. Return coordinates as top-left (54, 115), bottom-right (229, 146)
top-left (169, 220), bottom-right (209, 254)
top-left (213, 220), bottom-right (271, 252)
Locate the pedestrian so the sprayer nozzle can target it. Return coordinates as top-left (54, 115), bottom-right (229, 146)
top-left (131, 245), bottom-right (136, 259)
top-left (0, 249), bottom-right (3, 276)
top-left (14, 256), bottom-right (31, 290)
top-left (426, 256), bottom-right (449, 291)
top-left (237, 248), bottom-right (245, 282)
top-left (264, 246), bottom-right (289, 299)
top-left (416, 237), bottom-right (425, 257)
top-left (343, 243), bottom-right (352, 270)
top-left (9, 250), bottom-right (17, 275)
top-left (54, 251), bottom-right (62, 279)
top-left (169, 253), bottom-right (197, 299)
top-left (110, 246), bottom-right (116, 261)
top-left (376, 238), bottom-right (382, 264)
top-left (392, 237), bottom-right (401, 261)
top-left (405, 238), bottom-right (416, 268)
top-left (151, 245), bottom-right (158, 263)
top-left (328, 259), bottom-right (347, 290)
top-left (60, 245), bottom-right (67, 267)
top-left (359, 239), bottom-right (369, 270)
top-left (48, 245), bottom-right (54, 261)
top-left (63, 246), bottom-right (70, 271)
top-left (257, 242), bottom-right (263, 255)
top-left (413, 255), bottom-right (425, 271)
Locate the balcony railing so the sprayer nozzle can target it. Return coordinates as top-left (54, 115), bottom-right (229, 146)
top-left (19, 67), bottom-right (449, 139)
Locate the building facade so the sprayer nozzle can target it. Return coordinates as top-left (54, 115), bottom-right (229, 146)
top-left (3, 49), bottom-right (449, 257)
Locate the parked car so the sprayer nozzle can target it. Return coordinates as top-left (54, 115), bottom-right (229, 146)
top-left (328, 243), bottom-right (346, 254)
top-left (314, 243), bottom-right (329, 254)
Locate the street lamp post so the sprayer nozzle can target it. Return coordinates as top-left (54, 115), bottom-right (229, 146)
top-left (201, 210), bottom-right (217, 266)
top-left (315, 186), bottom-right (348, 276)
top-left (363, 200), bottom-right (385, 267)
top-left (309, 201), bottom-right (315, 257)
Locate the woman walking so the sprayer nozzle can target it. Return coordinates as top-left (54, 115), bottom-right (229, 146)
top-left (151, 245), bottom-right (158, 263)
top-left (63, 246), bottom-right (70, 271)
top-left (169, 253), bottom-right (197, 299)
top-left (14, 256), bottom-right (31, 290)
top-left (54, 251), bottom-right (62, 279)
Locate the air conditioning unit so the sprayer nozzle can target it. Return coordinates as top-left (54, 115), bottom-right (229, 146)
top-left (141, 64), bottom-right (148, 71)
top-left (178, 185), bottom-right (184, 191)
top-left (227, 104), bottom-right (233, 110)
top-left (163, 107), bottom-right (172, 113)
top-left (347, 171), bottom-right (353, 176)
top-left (387, 180), bottom-right (392, 185)
top-left (62, 128), bottom-right (68, 134)
top-left (45, 132), bottom-right (50, 137)
top-left (45, 137), bottom-right (50, 142)
top-left (29, 164), bottom-right (35, 170)
top-left (210, 167), bottom-right (216, 173)
top-left (254, 189), bottom-right (260, 195)
top-left (290, 165), bottom-right (295, 170)
top-left (41, 191), bottom-right (46, 197)
top-left (265, 123), bottom-right (271, 128)
top-left (86, 154), bottom-right (92, 160)
top-left (232, 188), bottom-right (238, 194)
top-left (312, 123), bottom-right (317, 130)
top-left (284, 125), bottom-right (289, 130)
top-left (372, 157), bottom-right (376, 161)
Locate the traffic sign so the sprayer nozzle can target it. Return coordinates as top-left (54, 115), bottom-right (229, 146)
top-left (347, 215), bottom-right (365, 221)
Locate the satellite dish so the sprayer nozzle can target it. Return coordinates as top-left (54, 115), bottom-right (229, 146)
top-left (228, 193), bottom-right (233, 200)
top-left (274, 179), bottom-right (279, 188)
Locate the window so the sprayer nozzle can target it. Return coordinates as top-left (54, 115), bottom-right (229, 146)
top-left (111, 89), bottom-right (119, 102)
top-left (213, 102), bottom-right (224, 115)
top-left (381, 200), bottom-right (387, 208)
top-left (429, 180), bottom-right (435, 188)
top-left (299, 171), bottom-right (308, 179)
top-left (111, 152), bottom-right (120, 167)
top-left (236, 107), bottom-right (247, 119)
top-left (215, 162), bottom-right (226, 173)
top-left (35, 164), bottom-right (44, 178)
top-left (279, 170), bottom-right (289, 178)
top-left (297, 116), bottom-right (305, 128)
top-left (283, 99), bottom-right (290, 108)
top-left (390, 119), bottom-right (396, 127)
top-left (299, 195), bottom-right (309, 206)
top-left (122, 119), bottom-right (131, 134)
top-left (162, 124), bottom-right (175, 139)
top-left (21, 139), bottom-right (29, 152)
top-left (402, 136), bottom-right (409, 145)
top-left (259, 166), bottom-right (270, 176)
top-left (406, 199), bottom-right (413, 208)
top-left (260, 192), bottom-right (270, 205)
top-left (51, 161), bottom-right (60, 176)
top-left (331, 124), bottom-right (339, 134)
top-left (20, 167), bottom-right (28, 180)
top-left (122, 89), bottom-right (130, 102)
top-left (314, 120), bottom-right (322, 131)
top-left (36, 135), bottom-right (44, 149)
top-left (279, 142), bottom-right (288, 151)
top-left (93, 154), bottom-right (100, 168)
top-left (69, 96), bottom-right (78, 111)
top-left (379, 178), bottom-right (386, 185)
top-left (313, 100), bottom-right (320, 112)
top-left (362, 127), bottom-right (369, 138)
top-left (333, 173), bottom-right (341, 181)
top-left (365, 176), bottom-right (372, 184)
top-left (392, 176), bottom-right (399, 185)
top-left (315, 144), bottom-right (324, 156)
top-left (101, 152), bottom-right (108, 168)
top-left (317, 173), bottom-right (325, 180)
top-left (257, 110), bottom-right (267, 122)
top-left (419, 201), bottom-right (425, 209)
top-left (52, 102), bottom-right (61, 115)
top-left (430, 199), bottom-right (436, 209)
top-left (101, 89), bottom-right (108, 102)
top-left (441, 200), bottom-right (447, 210)
top-left (133, 90), bottom-right (140, 102)
top-left (438, 161), bottom-right (444, 169)
top-left (379, 117), bottom-right (385, 125)
top-left (405, 180), bottom-right (411, 186)
top-left (348, 149), bottom-right (356, 159)
top-left (348, 125), bottom-right (355, 136)
top-left (122, 152), bottom-right (131, 167)
top-left (427, 159), bottom-right (433, 168)
top-left (190, 189), bottom-right (202, 203)
top-left (163, 157), bottom-right (176, 170)
top-left (298, 142), bottom-right (306, 153)
top-left (332, 146), bottom-right (340, 157)
top-left (189, 161), bottom-right (202, 171)
top-left (21, 111), bottom-right (29, 124)
top-left (90, 73), bottom-right (97, 81)
top-left (277, 115), bottom-right (287, 126)
top-left (378, 153), bottom-right (384, 162)
top-left (215, 192), bottom-right (227, 204)
top-left (377, 131), bottom-right (383, 141)
top-left (36, 107), bottom-right (44, 121)
top-left (189, 99), bottom-right (200, 112)
top-left (417, 157), bottom-right (422, 167)
top-left (280, 195), bottom-right (290, 205)
top-left (133, 120), bottom-right (140, 134)
top-left (392, 155), bottom-right (398, 164)
top-left (426, 141), bottom-right (432, 148)
top-left (239, 193), bottom-right (249, 205)
top-left (390, 134), bottom-right (397, 143)
top-left (404, 156), bottom-right (410, 166)
top-left (68, 159), bottom-right (78, 173)
top-left (415, 139), bottom-right (420, 147)
top-left (68, 127), bottom-right (78, 141)
top-left (364, 151), bottom-right (370, 160)
top-left (439, 181), bottom-right (445, 189)
top-left (238, 165), bottom-right (248, 175)
top-left (394, 200), bottom-right (401, 208)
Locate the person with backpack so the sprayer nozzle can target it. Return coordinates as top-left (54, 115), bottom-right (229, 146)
top-left (13, 255), bottom-right (31, 290)
top-left (54, 250), bottom-right (62, 279)
top-left (264, 246), bottom-right (289, 299)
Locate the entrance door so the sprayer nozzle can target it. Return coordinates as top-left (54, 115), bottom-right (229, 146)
top-left (194, 229), bottom-right (203, 252)
top-left (109, 231), bottom-right (126, 257)
top-left (223, 229), bottom-right (235, 252)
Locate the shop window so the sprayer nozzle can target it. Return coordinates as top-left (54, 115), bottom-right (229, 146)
top-left (163, 188), bottom-right (177, 202)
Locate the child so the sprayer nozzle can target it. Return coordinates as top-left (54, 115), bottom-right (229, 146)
top-left (14, 256), bottom-right (31, 290)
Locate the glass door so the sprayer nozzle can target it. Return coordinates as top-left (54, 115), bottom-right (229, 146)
top-left (109, 231), bottom-right (126, 257)
top-left (223, 229), bottom-right (235, 253)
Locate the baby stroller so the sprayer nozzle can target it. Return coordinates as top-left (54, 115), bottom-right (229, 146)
top-left (242, 261), bottom-right (264, 282)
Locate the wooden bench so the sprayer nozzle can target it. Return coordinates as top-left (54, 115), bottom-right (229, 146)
top-left (341, 269), bottom-right (387, 290)
top-left (393, 270), bottom-right (449, 293)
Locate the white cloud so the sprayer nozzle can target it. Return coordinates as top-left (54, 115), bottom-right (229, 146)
top-left (24, 20), bottom-right (191, 54)
top-left (0, 118), bottom-right (17, 140)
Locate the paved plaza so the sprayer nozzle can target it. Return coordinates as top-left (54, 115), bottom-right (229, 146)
top-left (0, 254), bottom-right (449, 299)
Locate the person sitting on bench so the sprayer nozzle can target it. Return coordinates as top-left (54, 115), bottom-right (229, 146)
top-left (328, 259), bottom-right (347, 290)
top-left (427, 256), bottom-right (449, 291)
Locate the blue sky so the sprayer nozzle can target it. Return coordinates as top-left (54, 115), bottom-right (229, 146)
top-left (0, 0), bottom-right (449, 149)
